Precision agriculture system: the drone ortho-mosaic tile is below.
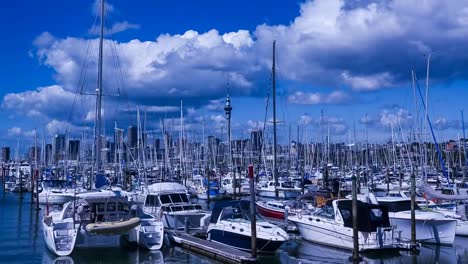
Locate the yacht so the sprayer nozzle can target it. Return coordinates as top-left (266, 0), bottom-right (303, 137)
top-left (207, 200), bottom-right (289, 253)
top-left (288, 199), bottom-right (409, 251)
top-left (36, 180), bottom-right (76, 205)
top-left (376, 196), bottom-right (457, 244)
top-left (43, 190), bottom-right (164, 256)
top-left (141, 182), bottom-right (210, 231)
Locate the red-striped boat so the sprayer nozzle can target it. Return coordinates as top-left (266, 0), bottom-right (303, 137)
top-left (256, 200), bottom-right (295, 220)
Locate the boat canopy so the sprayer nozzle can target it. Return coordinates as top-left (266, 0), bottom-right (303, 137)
top-left (336, 200), bottom-right (391, 232)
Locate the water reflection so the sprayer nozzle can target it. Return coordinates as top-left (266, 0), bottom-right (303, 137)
top-left (273, 238), bottom-right (464, 264)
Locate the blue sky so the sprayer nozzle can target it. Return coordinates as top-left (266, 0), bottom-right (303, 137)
top-left (1, 0), bottom-right (468, 149)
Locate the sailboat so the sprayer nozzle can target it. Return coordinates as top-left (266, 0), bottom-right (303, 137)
top-left (42, 0), bottom-right (164, 256)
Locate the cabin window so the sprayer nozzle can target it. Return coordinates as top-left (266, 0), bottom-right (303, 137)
top-left (160, 195), bottom-right (171, 204)
top-left (97, 203), bottom-right (105, 212)
top-left (170, 194), bottom-right (183, 203)
top-left (180, 194), bottom-right (189, 203)
top-left (380, 200), bottom-right (420, 212)
top-left (145, 195), bottom-right (161, 207)
top-left (106, 202), bottom-right (116, 212)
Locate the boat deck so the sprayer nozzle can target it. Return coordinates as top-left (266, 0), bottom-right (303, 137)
top-left (170, 231), bottom-right (257, 264)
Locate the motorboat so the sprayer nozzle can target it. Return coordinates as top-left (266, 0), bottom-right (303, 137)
top-left (207, 200), bottom-right (289, 253)
top-left (376, 196), bottom-right (456, 245)
top-left (141, 182), bottom-right (210, 231)
top-left (256, 200), bottom-right (296, 220)
top-left (288, 199), bottom-right (410, 251)
top-left (37, 180), bottom-right (76, 205)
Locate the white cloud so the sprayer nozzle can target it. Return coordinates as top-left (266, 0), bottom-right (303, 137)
top-left (298, 114), bottom-right (313, 125)
top-left (288, 90), bottom-right (350, 104)
top-left (89, 21), bottom-right (140, 35)
top-left (379, 107), bottom-right (413, 128)
top-left (7, 127), bottom-right (22, 137)
top-left (341, 71), bottom-right (394, 91)
top-left (1, 85), bottom-right (78, 119)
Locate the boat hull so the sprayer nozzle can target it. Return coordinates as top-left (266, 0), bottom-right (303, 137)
top-left (390, 216), bottom-right (456, 244)
top-left (207, 228), bottom-right (285, 253)
top-left (289, 215), bottom-right (402, 251)
top-left (256, 203), bottom-right (285, 220)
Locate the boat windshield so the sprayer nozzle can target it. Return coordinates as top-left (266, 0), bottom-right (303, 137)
top-left (159, 193), bottom-right (190, 205)
top-left (313, 204), bottom-right (335, 219)
top-left (220, 204), bottom-right (265, 222)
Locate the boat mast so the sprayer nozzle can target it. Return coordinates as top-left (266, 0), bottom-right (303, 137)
top-left (272, 40), bottom-right (278, 198)
top-left (95, 0), bottom-right (105, 173)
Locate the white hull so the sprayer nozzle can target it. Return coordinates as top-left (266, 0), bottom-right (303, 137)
top-left (257, 189), bottom-right (285, 199)
top-left (389, 212), bottom-right (456, 244)
top-left (39, 192), bottom-right (74, 205)
top-left (43, 219), bottom-right (77, 256)
top-left (289, 215), bottom-right (398, 251)
top-left (455, 220), bottom-right (468, 236)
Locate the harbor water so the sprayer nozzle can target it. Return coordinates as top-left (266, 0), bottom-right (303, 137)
top-left (2, 187), bottom-right (468, 263)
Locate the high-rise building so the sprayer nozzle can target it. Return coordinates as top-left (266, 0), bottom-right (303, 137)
top-left (127, 126), bottom-right (138, 149)
top-left (29, 146), bottom-right (41, 165)
top-left (69, 140), bottom-right (80, 160)
top-left (45, 144), bottom-right (52, 165)
top-left (53, 134), bottom-right (66, 162)
top-left (1, 147), bottom-right (10, 162)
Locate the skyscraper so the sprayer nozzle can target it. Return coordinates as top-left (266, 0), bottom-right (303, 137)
top-left (69, 140), bottom-right (80, 160)
top-left (1, 147), bottom-right (10, 162)
top-left (53, 134), bottom-right (66, 162)
top-left (127, 126), bottom-right (138, 149)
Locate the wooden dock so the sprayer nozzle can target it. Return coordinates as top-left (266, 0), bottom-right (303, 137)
top-left (169, 231), bottom-right (257, 264)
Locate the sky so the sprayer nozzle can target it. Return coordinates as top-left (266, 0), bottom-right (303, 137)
top-left (1, 0), bottom-right (468, 149)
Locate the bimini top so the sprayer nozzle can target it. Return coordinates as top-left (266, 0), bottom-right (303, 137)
top-left (336, 199), bottom-right (390, 233)
top-left (147, 182), bottom-right (187, 194)
top-left (210, 200), bottom-right (250, 223)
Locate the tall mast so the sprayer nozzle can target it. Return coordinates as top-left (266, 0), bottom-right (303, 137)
top-left (272, 40), bottom-right (278, 198)
top-left (95, 0), bottom-right (105, 172)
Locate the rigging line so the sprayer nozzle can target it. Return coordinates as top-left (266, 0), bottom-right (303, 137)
top-left (66, 9), bottom-right (99, 124)
top-left (414, 73), bottom-right (448, 180)
top-left (103, 19), bottom-right (132, 129)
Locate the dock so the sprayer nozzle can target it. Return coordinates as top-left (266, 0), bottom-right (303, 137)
top-left (169, 231), bottom-right (257, 264)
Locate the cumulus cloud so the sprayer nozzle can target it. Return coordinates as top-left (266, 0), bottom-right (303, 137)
top-left (5, 0), bottom-right (468, 139)
top-left (7, 127), bottom-right (22, 137)
top-left (288, 90), bottom-right (350, 104)
top-left (378, 107), bottom-right (413, 128)
top-left (1, 85), bottom-right (78, 119)
top-left (434, 117), bottom-right (464, 131)
top-left (298, 114), bottom-right (313, 125)
top-left (341, 71), bottom-right (394, 91)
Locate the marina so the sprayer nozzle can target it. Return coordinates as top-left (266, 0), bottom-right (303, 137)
top-left (4, 188), bottom-right (468, 263)
top-left (2, 0), bottom-right (468, 263)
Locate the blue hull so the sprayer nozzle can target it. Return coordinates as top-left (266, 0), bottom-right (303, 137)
top-left (208, 229), bottom-right (285, 253)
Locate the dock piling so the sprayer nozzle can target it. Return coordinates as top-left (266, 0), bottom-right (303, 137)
top-left (350, 174), bottom-right (362, 263)
top-left (248, 165), bottom-right (257, 259)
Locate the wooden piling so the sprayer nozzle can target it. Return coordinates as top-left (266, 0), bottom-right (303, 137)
top-left (248, 165), bottom-right (257, 259)
top-left (350, 174), bottom-right (362, 263)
